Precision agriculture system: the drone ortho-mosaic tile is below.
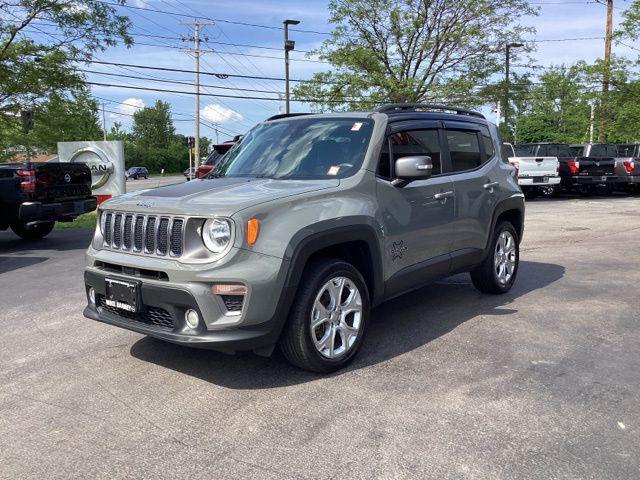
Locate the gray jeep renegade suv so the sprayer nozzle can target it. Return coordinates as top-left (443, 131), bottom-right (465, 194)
top-left (84, 104), bottom-right (524, 372)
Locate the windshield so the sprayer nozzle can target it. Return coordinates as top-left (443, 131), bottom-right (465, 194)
top-left (209, 118), bottom-right (374, 180)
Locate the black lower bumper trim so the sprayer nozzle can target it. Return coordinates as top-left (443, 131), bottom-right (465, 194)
top-left (83, 270), bottom-right (278, 353)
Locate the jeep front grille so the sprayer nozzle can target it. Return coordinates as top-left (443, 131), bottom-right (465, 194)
top-left (102, 211), bottom-right (185, 258)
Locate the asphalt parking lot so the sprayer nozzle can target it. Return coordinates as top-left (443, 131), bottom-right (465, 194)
top-left (125, 174), bottom-right (185, 192)
top-left (1, 196), bottom-right (639, 479)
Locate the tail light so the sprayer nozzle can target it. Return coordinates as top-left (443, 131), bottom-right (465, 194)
top-left (623, 160), bottom-right (635, 173)
top-left (556, 162), bottom-right (560, 173)
top-left (16, 168), bottom-right (36, 193)
top-left (567, 159), bottom-right (580, 175)
top-left (509, 159), bottom-right (519, 177)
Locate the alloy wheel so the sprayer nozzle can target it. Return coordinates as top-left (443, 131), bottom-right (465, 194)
top-left (310, 276), bottom-right (362, 359)
top-left (494, 231), bottom-right (517, 285)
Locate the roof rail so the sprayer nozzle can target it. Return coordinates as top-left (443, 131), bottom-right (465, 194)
top-left (265, 113), bottom-right (312, 122)
top-left (376, 103), bottom-right (485, 119)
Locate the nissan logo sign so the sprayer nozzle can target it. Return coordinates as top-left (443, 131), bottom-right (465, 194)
top-left (69, 146), bottom-right (115, 189)
top-left (64, 173), bottom-right (72, 183)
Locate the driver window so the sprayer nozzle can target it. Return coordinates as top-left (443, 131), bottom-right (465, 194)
top-left (377, 130), bottom-right (442, 180)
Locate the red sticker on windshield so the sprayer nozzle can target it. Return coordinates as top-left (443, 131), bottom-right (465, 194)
top-left (351, 122), bottom-right (363, 131)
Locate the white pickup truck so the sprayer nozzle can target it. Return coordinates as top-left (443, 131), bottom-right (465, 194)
top-left (502, 143), bottom-right (560, 198)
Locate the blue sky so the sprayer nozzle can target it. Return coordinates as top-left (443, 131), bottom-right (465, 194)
top-left (83, 0), bottom-right (637, 142)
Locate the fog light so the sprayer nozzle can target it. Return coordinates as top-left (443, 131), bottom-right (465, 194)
top-left (185, 309), bottom-right (200, 329)
top-left (88, 287), bottom-right (96, 305)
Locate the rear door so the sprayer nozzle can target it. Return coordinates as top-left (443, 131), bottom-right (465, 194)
top-left (444, 122), bottom-right (499, 262)
top-left (376, 120), bottom-right (455, 289)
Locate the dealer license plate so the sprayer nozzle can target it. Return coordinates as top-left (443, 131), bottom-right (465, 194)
top-left (105, 278), bottom-right (140, 312)
top-left (601, 176), bottom-right (607, 182)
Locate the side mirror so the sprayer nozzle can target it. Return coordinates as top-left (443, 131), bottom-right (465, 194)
top-left (393, 156), bottom-right (433, 187)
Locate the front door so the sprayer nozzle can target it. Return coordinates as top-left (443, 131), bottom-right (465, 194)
top-left (375, 123), bottom-right (455, 296)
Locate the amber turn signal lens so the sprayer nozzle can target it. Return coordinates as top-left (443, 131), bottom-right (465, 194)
top-left (246, 218), bottom-right (260, 245)
top-left (211, 284), bottom-right (247, 295)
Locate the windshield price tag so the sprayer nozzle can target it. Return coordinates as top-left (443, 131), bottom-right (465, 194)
top-left (351, 122), bottom-right (363, 131)
top-left (327, 166), bottom-right (340, 176)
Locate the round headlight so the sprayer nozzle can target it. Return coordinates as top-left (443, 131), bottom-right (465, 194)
top-left (202, 218), bottom-right (232, 254)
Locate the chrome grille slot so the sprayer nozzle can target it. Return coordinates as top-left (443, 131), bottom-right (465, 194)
top-left (112, 214), bottom-right (123, 248)
top-left (145, 217), bottom-right (157, 253)
top-left (134, 216), bottom-right (144, 251)
top-left (102, 211), bottom-right (186, 259)
top-left (170, 219), bottom-right (184, 256)
top-left (103, 213), bottom-right (113, 245)
top-left (123, 215), bottom-right (133, 250)
top-left (157, 218), bottom-right (170, 256)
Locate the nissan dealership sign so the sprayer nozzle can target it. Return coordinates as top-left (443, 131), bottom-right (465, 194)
top-left (57, 141), bottom-right (125, 202)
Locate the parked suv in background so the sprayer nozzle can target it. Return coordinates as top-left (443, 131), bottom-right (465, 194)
top-left (125, 167), bottom-right (148, 180)
top-left (196, 139), bottom-right (238, 179)
top-left (84, 104), bottom-right (524, 372)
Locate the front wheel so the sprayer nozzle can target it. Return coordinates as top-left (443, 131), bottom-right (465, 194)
top-left (279, 259), bottom-right (370, 373)
top-left (11, 221), bottom-right (55, 240)
top-left (470, 221), bottom-right (519, 294)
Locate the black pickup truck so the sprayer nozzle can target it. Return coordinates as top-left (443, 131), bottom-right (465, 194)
top-left (516, 142), bottom-right (620, 194)
top-left (616, 143), bottom-right (640, 192)
top-left (0, 162), bottom-right (97, 239)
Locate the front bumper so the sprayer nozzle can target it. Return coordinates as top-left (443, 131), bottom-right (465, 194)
top-left (19, 197), bottom-right (97, 223)
top-left (83, 269), bottom-right (280, 353)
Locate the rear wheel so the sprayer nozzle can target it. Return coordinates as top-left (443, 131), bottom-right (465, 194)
top-left (471, 221), bottom-right (519, 294)
top-left (11, 221), bottom-right (55, 240)
top-left (279, 259), bottom-right (370, 373)
top-left (538, 185), bottom-right (557, 198)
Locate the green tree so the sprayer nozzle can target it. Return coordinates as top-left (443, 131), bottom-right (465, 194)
top-left (0, 1), bottom-right (132, 120)
top-left (132, 100), bottom-right (175, 149)
top-left (514, 66), bottom-right (591, 144)
top-left (27, 89), bottom-right (103, 150)
top-left (293, 0), bottom-right (537, 111)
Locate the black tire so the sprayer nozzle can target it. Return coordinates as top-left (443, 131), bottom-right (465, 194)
top-left (278, 259), bottom-right (370, 373)
top-left (470, 221), bottom-right (519, 294)
top-left (538, 185), bottom-right (557, 198)
top-left (10, 221), bottom-right (55, 240)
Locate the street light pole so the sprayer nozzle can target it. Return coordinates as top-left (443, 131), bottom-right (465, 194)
top-left (504, 42), bottom-right (524, 141)
top-left (283, 19), bottom-right (300, 115)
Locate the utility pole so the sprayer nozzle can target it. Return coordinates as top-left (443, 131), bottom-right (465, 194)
top-left (101, 102), bottom-right (107, 141)
top-left (283, 19), bottom-right (300, 115)
top-left (599, 0), bottom-right (613, 143)
top-left (181, 19), bottom-right (213, 165)
top-left (504, 42), bottom-right (523, 141)
top-left (590, 102), bottom-right (595, 143)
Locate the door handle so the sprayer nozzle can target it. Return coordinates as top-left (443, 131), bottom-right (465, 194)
top-left (434, 191), bottom-right (454, 203)
top-left (483, 181), bottom-right (499, 192)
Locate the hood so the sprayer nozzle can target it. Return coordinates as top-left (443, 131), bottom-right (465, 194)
top-left (101, 177), bottom-right (340, 216)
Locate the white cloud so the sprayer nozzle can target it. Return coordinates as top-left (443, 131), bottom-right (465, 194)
top-left (109, 98), bottom-right (145, 119)
top-left (201, 104), bottom-right (243, 123)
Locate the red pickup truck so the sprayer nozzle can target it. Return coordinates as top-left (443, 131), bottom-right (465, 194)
top-left (196, 138), bottom-right (239, 179)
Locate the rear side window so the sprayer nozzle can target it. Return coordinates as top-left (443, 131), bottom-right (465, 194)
top-left (617, 145), bottom-right (634, 157)
top-left (378, 130), bottom-right (442, 179)
top-left (446, 130), bottom-right (482, 172)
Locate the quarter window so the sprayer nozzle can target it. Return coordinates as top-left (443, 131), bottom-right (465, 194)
top-left (446, 130), bottom-right (482, 172)
top-left (480, 127), bottom-right (495, 161)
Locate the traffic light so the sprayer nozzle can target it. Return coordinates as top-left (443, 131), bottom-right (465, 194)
top-left (181, 136), bottom-right (195, 148)
top-left (21, 110), bottom-right (34, 134)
